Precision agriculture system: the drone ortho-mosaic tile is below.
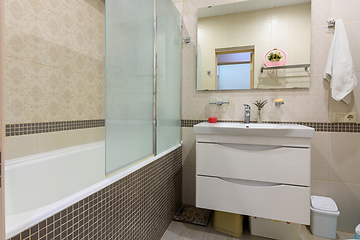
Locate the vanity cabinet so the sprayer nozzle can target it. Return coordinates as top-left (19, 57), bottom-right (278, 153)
top-left (194, 122), bottom-right (315, 225)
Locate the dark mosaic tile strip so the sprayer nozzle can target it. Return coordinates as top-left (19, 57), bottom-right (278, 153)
top-left (5, 119), bottom-right (105, 137)
top-left (181, 119), bottom-right (360, 133)
top-left (8, 146), bottom-right (182, 240)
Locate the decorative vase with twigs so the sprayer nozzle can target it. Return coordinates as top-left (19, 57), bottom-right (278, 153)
top-left (253, 100), bottom-right (267, 123)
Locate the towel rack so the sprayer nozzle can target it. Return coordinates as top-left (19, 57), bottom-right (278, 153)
top-left (327, 19), bottom-right (335, 28)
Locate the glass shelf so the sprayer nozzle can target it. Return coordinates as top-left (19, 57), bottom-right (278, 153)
top-left (261, 64), bottom-right (310, 73)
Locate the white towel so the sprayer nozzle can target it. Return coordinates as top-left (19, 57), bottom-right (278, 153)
top-left (324, 19), bottom-right (357, 104)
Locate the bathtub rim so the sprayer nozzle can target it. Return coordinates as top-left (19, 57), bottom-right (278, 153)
top-left (5, 141), bottom-right (182, 239)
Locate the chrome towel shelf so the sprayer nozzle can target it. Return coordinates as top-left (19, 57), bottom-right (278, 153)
top-left (261, 64), bottom-right (310, 73)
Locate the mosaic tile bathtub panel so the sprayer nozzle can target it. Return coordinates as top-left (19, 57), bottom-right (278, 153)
top-left (8, 146), bottom-right (182, 240)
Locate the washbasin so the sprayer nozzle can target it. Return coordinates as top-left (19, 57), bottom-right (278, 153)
top-left (193, 122), bottom-right (315, 138)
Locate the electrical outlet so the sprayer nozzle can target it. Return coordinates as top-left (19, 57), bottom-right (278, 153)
top-left (332, 112), bottom-right (356, 123)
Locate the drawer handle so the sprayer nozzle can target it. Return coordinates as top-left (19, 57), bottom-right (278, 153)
top-left (218, 177), bottom-right (280, 187)
top-left (218, 143), bottom-right (282, 151)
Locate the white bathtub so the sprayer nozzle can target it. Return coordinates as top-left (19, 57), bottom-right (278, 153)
top-left (5, 140), bottom-right (181, 239)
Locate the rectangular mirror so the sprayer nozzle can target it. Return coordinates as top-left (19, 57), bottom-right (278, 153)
top-left (197, 0), bottom-right (311, 91)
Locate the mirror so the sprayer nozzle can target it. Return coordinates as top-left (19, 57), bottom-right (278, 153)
top-left (197, 0), bottom-right (311, 91)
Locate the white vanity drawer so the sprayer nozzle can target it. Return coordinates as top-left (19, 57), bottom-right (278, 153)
top-left (196, 142), bottom-right (310, 186)
top-left (196, 175), bottom-right (310, 225)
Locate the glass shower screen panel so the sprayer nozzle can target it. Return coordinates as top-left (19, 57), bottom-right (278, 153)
top-left (105, 0), bottom-right (154, 174)
top-left (156, 0), bottom-right (182, 154)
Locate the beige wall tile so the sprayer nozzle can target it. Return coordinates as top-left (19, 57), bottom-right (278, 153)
top-left (89, 127), bottom-right (105, 142)
top-left (174, 1), bottom-right (183, 15)
top-left (255, 19), bottom-right (272, 45)
top-left (289, 15), bottom-right (310, 43)
top-left (311, 132), bottom-right (329, 180)
top-left (182, 14), bottom-right (198, 43)
top-left (67, 0), bottom-right (92, 30)
top-left (289, 3), bottom-right (311, 16)
top-left (36, 7), bottom-right (68, 69)
top-left (36, 65), bottom-right (68, 122)
top-left (236, 21), bottom-right (255, 46)
top-left (184, 0), bottom-right (208, 16)
top-left (311, 0), bottom-right (331, 26)
top-left (271, 17), bottom-right (289, 43)
top-left (91, 0), bottom-right (105, 37)
top-left (310, 25), bottom-right (332, 75)
top-left (205, 92), bottom-right (235, 120)
top-left (182, 80), bottom-right (208, 119)
top-left (182, 127), bottom-right (196, 167)
top-left (329, 132), bottom-right (360, 183)
top-left (332, 0), bottom-right (360, 23)
top-left (182, 42), bottom-right (197, 81)
top-left (294, 74), bottom-right (329, 122)
top-left (36, 0), bottom-right (68, 20)
top-left (310, 179), bottom-right (328, 197)
top-left (182, 166), bottom-right (196, 206)
top-left (261, 89), bottom-right (295, 122)
top-left (66, 129), bottom-right (89, 147)
top-left (272, 6), bottom-right (289, 19)
top-left (5, 135), bottom-right (37, 160)
top-left (91, 77), bottom-right (105, 119)
top-left (255, 8), bottom-right (272, 21)
top-left (36, 131), bottom-right (69, 154)
top-left (5, 58), bottom-right (37, 123)
top-left (68, 73), bottom-right (91, 120)
top-left (287, 41), bottom-right (310, 65)
top-left (343, 22), bottom-right (360, 73)
top-left (5, 0), bottom-right (37, 63)
top-left (233, 90), bottom-right (261, 121)
top-left (329, 181), bottom-right (360, 232)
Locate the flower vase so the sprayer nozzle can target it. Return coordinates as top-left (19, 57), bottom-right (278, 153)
top-left (257, 110), bottom-right (262, 123)
top-left (271, 58), bottom-right (280, 62)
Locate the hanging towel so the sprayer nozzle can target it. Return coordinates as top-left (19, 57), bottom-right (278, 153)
top-left (324, 19), bottom-right (357, 104)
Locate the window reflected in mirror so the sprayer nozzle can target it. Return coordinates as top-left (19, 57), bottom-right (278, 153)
top-left (216, 48), bottom-right (254, 90)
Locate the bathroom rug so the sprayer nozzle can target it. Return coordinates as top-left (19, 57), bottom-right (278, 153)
top-left (173, 204), bottom-right (212, 226)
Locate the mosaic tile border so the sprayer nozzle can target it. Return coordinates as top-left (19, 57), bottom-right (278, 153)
top-left (8, 146), bottom-right (182, 240)
top-left (181, 119), bottom-right (360, 133)
top-left (5, 119), bottom-right (105, 137)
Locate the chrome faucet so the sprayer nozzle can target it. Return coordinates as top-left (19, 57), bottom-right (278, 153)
top-left (243, 104), bottom-right (250, 124)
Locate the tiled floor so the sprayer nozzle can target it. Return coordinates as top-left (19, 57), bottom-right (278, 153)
top-left (161, 216), bottom-right (354, 240)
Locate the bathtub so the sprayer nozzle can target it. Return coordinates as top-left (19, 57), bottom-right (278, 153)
top-left (5, 140), bottom-right (181, 239)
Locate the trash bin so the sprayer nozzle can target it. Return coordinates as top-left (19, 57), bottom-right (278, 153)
top-left (310, 195), bottom-right (340, 239)
top-left (213, 210), bottom-right (243, 237)
top-left (355, 224), bottom-right (360, 239)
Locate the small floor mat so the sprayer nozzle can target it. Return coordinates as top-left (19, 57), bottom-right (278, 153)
top-left (173, 204), bottom-right (212, 226)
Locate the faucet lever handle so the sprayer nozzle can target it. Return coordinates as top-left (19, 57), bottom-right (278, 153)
top-left (243, 104), bottom-right (250, 109)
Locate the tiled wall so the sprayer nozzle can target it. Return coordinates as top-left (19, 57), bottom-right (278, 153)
top-left (175, 0), bottom-right (360, 233)
top-left (4, 0), bottom-right (106, 158)
top-left (8, 146), bottom-right (182, 240)
top-left (198, 3), bottom-right (311, 90)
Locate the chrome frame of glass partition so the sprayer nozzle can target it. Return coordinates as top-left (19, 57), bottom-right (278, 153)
top-left (153, 0), bottom-right (158, 156)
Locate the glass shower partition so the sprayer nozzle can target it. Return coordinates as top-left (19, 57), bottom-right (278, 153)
top-left (105, 0), bottom-right (181, 175)
top-left (156, 0), bottom-right (182, 154)
top-left (105, 0), bottom-right (155, 174)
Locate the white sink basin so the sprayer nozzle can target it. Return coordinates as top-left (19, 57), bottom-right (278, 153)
top-left (193, 122), bottom-right (315, 138)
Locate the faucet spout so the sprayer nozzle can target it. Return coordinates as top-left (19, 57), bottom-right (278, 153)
top-left (243, 104), bottom-right (251, 124)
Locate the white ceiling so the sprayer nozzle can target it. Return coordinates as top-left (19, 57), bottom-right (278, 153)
top-left (198, 0), bottom-right (311, 18)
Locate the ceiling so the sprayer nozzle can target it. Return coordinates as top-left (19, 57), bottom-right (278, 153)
top-left (198, 0), bottom-right (311, 18)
